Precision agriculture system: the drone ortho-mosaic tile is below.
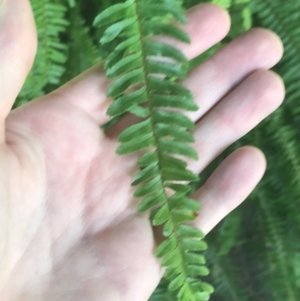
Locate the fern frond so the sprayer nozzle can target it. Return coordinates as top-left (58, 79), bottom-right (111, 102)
top-left (257, 188), bottom-right (298, 301)
top-left (61, 4), bottom-right (99, 83)
top-left (227, 0), bottom-right (252, 38)
top-left (94, 1), bottom-right (213, 300)
top-left (251, 0), bottom-right (300, 109)
top-left (251, 0), bottom-right (300, 220)
top-left (149, 278), bottom-right (178, 301)
top-left (206, 248), bottom-right (251, 301)
top-left (16, 0), bottom-right (69, 106)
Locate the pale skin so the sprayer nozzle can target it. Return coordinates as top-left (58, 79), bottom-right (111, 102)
top-left (0, 0), bottom-right (285, 300)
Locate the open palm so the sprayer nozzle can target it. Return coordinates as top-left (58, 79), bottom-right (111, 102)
top-left (0, 1), bottom-right (284, 301)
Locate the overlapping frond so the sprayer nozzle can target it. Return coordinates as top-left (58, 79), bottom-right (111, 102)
top-left (61, 4), bottom-right (99, 82)
top-left (251, 0), bottom-right (300, 197)
top-left (16, 0), bottom-right (69, 106)
top-left (206, 248), bottom-right (251, 301)
top-left (149, 279), bottom-right (178, 301)
top-left (251, 0), bottom-right (300, 106)
top-left (257, 189), bottom-right (297, 301)
top-left (94, 1), bottom-right (212, 300)
top-left (249, 2), bottom-right (300, 295)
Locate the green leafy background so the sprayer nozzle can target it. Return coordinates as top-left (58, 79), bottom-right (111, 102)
top-left (19, 0), bottom-right (300, 300)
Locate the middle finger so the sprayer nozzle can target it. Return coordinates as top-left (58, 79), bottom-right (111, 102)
top-left (189, 69), bottom-right (285, 174)
top-left (186, 28), bottom-right (284, 123)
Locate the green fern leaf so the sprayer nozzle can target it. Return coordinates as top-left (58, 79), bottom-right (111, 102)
top-left (105, 36), bottom-right (140, 68)
top-left (167, 183), bottom-right (192, 194)
top-left (107, 68), bottom-right (145, 97)
top-left (107, 87), bottom-right (147, 116)
top-left (101, 17), bottom-right (137, 44)
top-left (142, 21), bottom-right (190, 43)
top-left (155, 235), bottom-right (177, 257)
top-left (186, 265), bottom-right (210, 277)
top-left (137, 192), bottom-right (165, 212)
top-left (128, 105), bottom-right (150, 117)
top-left (159, 139), bottom-right (198, 160)
top-left (118, 118), bottom-right (151, 141)
top-left (117, 133), bottom-right (155, 154)
top-left (133, 163), bottom-right (159, 185)
top-left (153, 204), bottom-right (171, 225)
top-left (171, 208), bottom-right (198, 223)
top-left (145, 41), bottom-right (188, 64)
top-left (134, 176), bottom-right (163, 197)
top-left (169, 274), bottom-right (186, 291)
top-left (139, 2), bottom-right (186, 23)
top-left (161, 155), bottom-right (188, 169)
top-left (180, 239), bottom-right (208, 251)
top-left (183, 253), bottom-right (206, 265)
top-left (148, 60), bottom-right (187, 78)
top-left (161, 249), bottom-right (181, 267)
top-left (106, 52), bottom-right (143, 77)
top-left (153, 110), bottom-right (195, 129)
top-left (156, 124), bottom-right (195, 142)
top-left (152, 94), bottom-right (198, 111)
top-left (177, 224), bottom-right (205, 238)
top-left (162, 168), bottom-right (199, 182)
top-left (149, 77), bottom-right (192, 96)
top-left (198, 282), bottom-right (214, 294)
top-left (138, 151), bottom-right (158, 166)
top-left (93, 2), bottom-right (134, 27)
top-left (171, 198), bottom-right (201, 212)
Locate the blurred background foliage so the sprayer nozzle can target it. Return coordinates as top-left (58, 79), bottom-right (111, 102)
top-left (21, 0), bottom-right (300, 300)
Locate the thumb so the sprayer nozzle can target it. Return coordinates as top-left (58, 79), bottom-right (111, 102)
top-left (0, 0), bottom-right (37, 131)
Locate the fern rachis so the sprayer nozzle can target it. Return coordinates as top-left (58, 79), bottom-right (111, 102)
top-left (94, 1), bottom-right (213, 300)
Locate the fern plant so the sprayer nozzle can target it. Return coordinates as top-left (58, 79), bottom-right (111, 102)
top-left (93, 0), bottom-right (213, 300)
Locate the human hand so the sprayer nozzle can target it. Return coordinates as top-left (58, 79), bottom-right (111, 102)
top-left (0, 1), bottom-right (284, 301)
